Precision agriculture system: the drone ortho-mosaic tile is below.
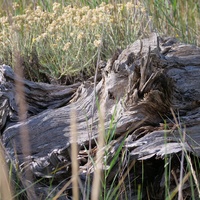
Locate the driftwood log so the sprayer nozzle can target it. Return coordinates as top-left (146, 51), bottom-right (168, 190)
top-left (1, 33), bottom-right (200, 199)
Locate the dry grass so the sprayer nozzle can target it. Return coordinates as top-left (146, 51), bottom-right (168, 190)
top-left (0, 1), bottom-right (199, 82)
top-left (0, 1), bottom-right (151, 82)
top-left (0, 142), bottom-right (13, 200)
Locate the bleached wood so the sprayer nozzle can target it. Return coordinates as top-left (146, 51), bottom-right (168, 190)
top-left (1, 33), bottom-right (200, 198)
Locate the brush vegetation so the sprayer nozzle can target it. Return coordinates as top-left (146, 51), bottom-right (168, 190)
top-left (0, 0), bottom-right (199, 83)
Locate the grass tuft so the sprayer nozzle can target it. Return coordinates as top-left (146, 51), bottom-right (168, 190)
top-left (2, 0), bottom-right (199, 82)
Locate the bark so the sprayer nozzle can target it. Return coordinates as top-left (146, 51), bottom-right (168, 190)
top-left (1, 33), bottom-right (200, 199)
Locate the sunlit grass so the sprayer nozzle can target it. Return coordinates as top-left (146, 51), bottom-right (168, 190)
top-left (144, 0), bottom-right (200, 44)
top-left (0, 0), bottom-right (199, 82)
top-left (0, 1), bottom-right (148, 82)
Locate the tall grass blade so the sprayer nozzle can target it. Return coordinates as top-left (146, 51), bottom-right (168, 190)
top-left (185, 153), bottom-right (200, 198)
top-left (166, 172), bottom-right (191, 200)
top-left (9, 5), bottom-right (36, 197)
top-left (53, 179), bottom-right (72, 200)
top-left (0, 142), bottom-right (13, 200)
top-left (70, 107), bottom-right (79, 200)
top-left (91, 106), bottom-right (105, 200)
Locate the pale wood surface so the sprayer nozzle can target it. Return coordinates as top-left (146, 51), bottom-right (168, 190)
top-left (1, 33), bottom-right (200, 198)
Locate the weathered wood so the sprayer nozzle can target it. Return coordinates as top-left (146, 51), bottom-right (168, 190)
top-left (1, 33), bottom-right (200, 198)
top-left (0, 65), bottom-right (80, 132)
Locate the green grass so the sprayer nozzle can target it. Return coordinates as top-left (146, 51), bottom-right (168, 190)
top-left (144, 0), bottom-right (200, 44)
top-left (0, 0), bottom-right (199, 83)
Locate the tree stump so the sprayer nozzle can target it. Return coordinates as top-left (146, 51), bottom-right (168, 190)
top-left (1, 33), bottom-right (200, 199)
